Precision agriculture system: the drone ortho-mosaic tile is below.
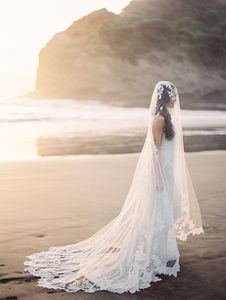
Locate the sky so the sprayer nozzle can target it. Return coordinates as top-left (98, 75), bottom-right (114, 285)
top-left (0, 0), bottom-right (132, 98)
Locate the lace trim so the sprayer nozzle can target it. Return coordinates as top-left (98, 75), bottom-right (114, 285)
top-left (24, 248), bottom-right (180, 293)
top-left (175, 216), bottom-right (204, 241)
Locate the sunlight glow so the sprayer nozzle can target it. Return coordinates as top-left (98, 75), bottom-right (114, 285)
top-left (0, 0), bottom-right (132, 97)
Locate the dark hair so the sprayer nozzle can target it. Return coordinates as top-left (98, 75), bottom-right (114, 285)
top-left (155, 86), bottom-right (175, 140)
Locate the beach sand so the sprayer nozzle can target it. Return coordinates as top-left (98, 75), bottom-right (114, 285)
top-left (0, 151), bottom-right (225, 300)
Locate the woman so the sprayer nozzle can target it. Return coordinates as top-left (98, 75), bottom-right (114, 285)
top-left (24, 81), bottom-right (204, 293)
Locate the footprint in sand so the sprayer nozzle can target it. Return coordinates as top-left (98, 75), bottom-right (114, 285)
top-left (0, 297), bottom-right (18, 300)
top-left (46, 290), bottom-right (62, 294)
top-left (0, 275), bottom-right (35, 284)
top-left (29, 232), bottom-right (46, 238)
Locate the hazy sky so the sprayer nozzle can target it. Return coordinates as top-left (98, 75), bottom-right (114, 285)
top-left (0, 0), bottom-right (132, 97)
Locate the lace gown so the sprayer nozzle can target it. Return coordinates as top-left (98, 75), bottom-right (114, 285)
top-left (24, 107), bottom-right (180, 293)
top-left (156, 107), bottom-right (180, 266)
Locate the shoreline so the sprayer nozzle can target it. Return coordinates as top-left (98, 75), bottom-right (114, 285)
top-left (0, 149), bottom-right (226, 164)
top-left (36, 133), bottom-right (226, 157)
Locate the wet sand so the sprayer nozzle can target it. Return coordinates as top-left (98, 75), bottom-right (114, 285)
top-left (0, 151), bottom-right (225, 300)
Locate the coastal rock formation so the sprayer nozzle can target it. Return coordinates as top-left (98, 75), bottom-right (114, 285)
top-left (32, 0), bottom-right (226, 109)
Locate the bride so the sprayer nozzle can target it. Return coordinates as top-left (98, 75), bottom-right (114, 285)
top-left (24, 81), bottom-right (204, 293)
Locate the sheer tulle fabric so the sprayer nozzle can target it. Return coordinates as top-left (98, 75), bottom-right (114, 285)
top-left (24, 82), bottom-right (204, 293)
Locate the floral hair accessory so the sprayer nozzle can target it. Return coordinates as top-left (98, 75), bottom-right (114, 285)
top-left (156, 81), bottom-right (177, 102)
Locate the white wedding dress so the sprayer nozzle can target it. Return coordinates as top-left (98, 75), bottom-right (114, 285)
top-left (24, 82), bottom-right (204, 293)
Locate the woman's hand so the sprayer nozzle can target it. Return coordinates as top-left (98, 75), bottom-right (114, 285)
top-left (156, 181), bottom-right (164, 192)
top-left (156, 169), bottom-right (164, 192)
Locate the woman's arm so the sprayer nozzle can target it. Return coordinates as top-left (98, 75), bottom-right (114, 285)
top-left (152, 115), bottom-right (165, 149)
top-left (152, 115), bottom-right (165, 192)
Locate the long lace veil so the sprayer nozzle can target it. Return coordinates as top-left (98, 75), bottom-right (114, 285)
top-left (24, 81), bottom-right (204, 293)
top-left (148, 81), bottom-right (204, 240)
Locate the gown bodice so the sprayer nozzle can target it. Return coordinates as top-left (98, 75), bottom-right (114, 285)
top-left (159, 107), bottom-right (176, 192)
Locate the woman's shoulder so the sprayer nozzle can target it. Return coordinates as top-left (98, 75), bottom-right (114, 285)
top-left (153, 114), bottom-right (165, 126)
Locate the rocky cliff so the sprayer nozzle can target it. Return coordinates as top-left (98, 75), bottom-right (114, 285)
top-left (31, 0), bottom-right (226, 109)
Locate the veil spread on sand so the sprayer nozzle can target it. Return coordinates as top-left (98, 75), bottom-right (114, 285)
top-left (24, 81), bottom-right (204, 293)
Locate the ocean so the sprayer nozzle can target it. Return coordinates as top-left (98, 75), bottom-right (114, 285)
top-left (0, 96), bottom-right (226, 161)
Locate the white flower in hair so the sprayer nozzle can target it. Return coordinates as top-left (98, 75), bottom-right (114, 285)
top-left (156, 84), bottom-right (164, 99)
top-left (156, 82), bottom-right (176, 102)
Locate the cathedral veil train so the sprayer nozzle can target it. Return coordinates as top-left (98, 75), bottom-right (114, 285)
top-left (24, 81), bottom-right (204, 294)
